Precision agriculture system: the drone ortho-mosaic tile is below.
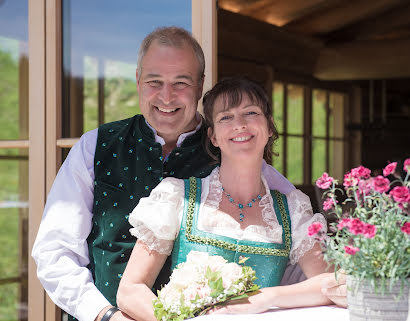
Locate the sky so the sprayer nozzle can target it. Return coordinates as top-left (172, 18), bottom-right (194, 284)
top-left (0, 0), bottom-right (191, 77)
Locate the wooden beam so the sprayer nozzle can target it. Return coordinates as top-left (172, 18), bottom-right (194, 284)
top-left (218, 9), bottom-right (323, 76)
top-left (314, 38), bottom-right (410, 80)
top-left (284, 0), bottom-right (406, 35)
top-left (235, 0), bottom-right (333, 27)
top-left (326, 3), bottom-right (410, 43)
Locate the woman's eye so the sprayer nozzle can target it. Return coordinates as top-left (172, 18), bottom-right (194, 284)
top-left (246, 111), bottom-right (258, 116)
top-left (219, 115), bottom-right (232, 121)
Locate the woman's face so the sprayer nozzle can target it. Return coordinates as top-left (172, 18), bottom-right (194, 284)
top-left (209, 93), bottom-right (272, 161)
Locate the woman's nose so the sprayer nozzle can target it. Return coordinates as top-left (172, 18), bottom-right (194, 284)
top-left (233, 116), bottom-right (247, 130)
top-left (158, 84), bottom-right (175, 104)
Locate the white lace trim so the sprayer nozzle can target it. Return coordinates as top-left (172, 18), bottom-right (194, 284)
top-left (130, 224), bottom-right (174, 255)
top-left (287, 190), bottom-right (327, 264)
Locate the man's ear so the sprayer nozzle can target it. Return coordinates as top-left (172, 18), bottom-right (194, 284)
top-left (136, 70), bottom-right (141, 94)
top-left (208, 127), bottom-right (218, 147)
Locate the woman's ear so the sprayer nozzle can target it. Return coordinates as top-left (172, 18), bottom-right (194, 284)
top-left (208, 127), bottom-right (218, 147)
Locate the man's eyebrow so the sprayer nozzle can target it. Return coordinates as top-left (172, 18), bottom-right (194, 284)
top-left (175, 75), bottom-right (194, 82)
top-left (144, 73), bottom-right (161, 79)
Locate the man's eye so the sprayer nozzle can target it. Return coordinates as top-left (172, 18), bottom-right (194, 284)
top-left (147, 81), bottom-right (161, 87)
top-left (174, 82), bottom-right (189, 89)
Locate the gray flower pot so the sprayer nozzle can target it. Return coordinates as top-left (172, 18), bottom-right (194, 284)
top-left (347, 276), bottom-right (409, 321)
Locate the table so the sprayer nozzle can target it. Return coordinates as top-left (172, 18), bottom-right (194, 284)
top-left (195, 305), bottom-right (349, 321)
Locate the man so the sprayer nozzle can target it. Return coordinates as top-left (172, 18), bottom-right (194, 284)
top-left (32, 27), bottom-right (345, 321)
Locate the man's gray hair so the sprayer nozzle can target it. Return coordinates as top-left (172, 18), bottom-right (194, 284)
top-left (137, 26), bottom-right (205, 81)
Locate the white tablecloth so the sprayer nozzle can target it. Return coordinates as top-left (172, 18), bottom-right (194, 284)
top-left (195, 305), bottom-right (349, 321)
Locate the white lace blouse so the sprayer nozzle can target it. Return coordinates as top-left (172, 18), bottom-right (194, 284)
top-left (129, 167), bottom-right (326, 265)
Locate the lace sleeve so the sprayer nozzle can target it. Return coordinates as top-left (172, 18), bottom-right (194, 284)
top-left (128, 177), bottom-right (185, 255)
top-left (287, 189), bottom-right (327, 265)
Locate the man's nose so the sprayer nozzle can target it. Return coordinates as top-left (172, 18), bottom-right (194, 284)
top-left (158, 84), bottom-right (175, 104)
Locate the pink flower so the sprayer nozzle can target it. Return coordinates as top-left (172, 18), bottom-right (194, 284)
top-left (344, 245), bottom-right (360, 255)
top-left (316, 173), bottom-right (334, 190)
top-left (372, 176), bottom-right (390, 193)
top-left (351, 165), bottom-right (371, 179)
top-left (358, 178), bottom-right (373, 195)
top-left (337, 218), bottom-right (352, 230)
top-left (323, 198), bottom-right (337, 211)
top-left (308, 222), bottom-right (323, 236)
top-left (404, 158), bottom-right (410, 173)
top-left (362, 223), bottom-right (377, 238)
top-left (383, 162), bottom-right (397, 176)
top-left (401, 222), bottom-right (410, 235)
top-left (343, 171), bottom-right (359, 188)
top-left (348, 218), bottom-right (365, 235)
top-left (389, 186), bottom-right (410, 204)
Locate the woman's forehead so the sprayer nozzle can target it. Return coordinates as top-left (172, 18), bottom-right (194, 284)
top-left (214, 91), bottom-right (261, 112)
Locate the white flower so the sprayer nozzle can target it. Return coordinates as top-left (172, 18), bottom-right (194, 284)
top-left (221, 262), bottom-right (243, 288)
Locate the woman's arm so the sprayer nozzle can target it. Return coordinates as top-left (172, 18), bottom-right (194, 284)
top-left (117, 241), bottom-right (168, 321)
top-left (210, 243), bottom-right (332, 314)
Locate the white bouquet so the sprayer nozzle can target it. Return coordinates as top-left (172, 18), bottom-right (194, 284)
top-left (153, 251), bottom-right (260, 321)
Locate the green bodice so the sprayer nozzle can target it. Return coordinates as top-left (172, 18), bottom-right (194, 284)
top-left (171, 177), bottom-right (292, 288)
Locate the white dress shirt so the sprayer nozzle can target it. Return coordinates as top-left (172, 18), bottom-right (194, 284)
top-left (32, 121), bottom-right (295, 321)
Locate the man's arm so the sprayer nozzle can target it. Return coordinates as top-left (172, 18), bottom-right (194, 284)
top-left (31, 129), bottom-right (118, 321)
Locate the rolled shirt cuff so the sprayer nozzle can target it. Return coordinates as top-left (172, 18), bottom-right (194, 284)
top-left (75, 289), bottom-right (111, 321)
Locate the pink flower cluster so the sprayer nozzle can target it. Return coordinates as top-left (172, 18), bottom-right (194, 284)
top-left (343, 165), bottom-right (371, 188)
top-left (390, 186), bottom-right (410, 205)
top-left (337, 218), bottom-right (377, 238)
top-left (401, 222), bottom-right (410, 235)
top-left (404, 158), bottom-right (410, 173)
top-left (307, 222), bottom-right (323, 236)
top-left (316, 172), bottom-right (334, 189)
top-left (344, 245), bottom-right (360, 255)
top-left (323, 197), bottom-right (338, 211)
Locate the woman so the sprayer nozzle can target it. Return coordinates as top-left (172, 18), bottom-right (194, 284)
top-left (117, 77), bottom-right (334, 320)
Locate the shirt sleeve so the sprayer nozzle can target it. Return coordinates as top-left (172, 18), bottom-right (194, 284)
top-left (128, 177), bottom-right (185, 255)
top-left (31, 129), bottom-right (111, 321)
top-left (287, 189), bottom-right (327, 265)
top-left (262, 160), bottom-right (296, 194)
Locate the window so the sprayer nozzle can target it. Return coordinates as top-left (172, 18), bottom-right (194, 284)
top-left (272, 82), bottom-right (346, 185)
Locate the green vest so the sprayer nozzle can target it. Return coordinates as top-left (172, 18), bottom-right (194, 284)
top-left (88, 115), bottom-right (215, 306)
top-left (171, 177), bottom-right (291, 288)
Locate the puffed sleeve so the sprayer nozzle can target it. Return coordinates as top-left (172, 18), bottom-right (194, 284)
top-left (128, 177), bottom-right (185, 255)
top-left (287, 189), bottom-right (327, 265)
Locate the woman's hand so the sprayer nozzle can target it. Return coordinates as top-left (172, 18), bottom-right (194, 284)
top-left (208, 290), bottom-right (268, 315)
top-left (320, 271), bottom-right (347, 307)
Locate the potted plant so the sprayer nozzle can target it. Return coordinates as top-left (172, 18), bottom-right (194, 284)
top-left (309, 159), bottom-right (410, 321)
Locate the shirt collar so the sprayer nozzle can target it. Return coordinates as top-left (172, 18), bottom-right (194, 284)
top-left (145, 112), bottom-right (203, 147)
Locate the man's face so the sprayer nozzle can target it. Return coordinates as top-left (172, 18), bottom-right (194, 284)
top-left (137, 41), bottom-right (204, 143)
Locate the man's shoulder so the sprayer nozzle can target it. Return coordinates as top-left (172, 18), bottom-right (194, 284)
top-left (98, 115), bottom-right (140, 132)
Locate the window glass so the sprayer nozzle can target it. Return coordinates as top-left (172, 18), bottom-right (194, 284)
top-left (287, 137), bottom-right (303, 185)
top-left (0, 0), bottom-right (28, 140)
top-left (0, 1), bottom-right (29, 320)
top-left (62, 0), bottom-right (192, 137)
top-left (0, 152), bottom-right (29, 321)
top-left (286, 84), bottom-right (303, 135)
top-left (272, 82), bottom-right (284, 133)
top-left (312, 89), bottom-right (326, 137)
top-left (312, 138), bottom-right (326, 182)
top-left (329, 92), bottom-right (345, 139)
top-left (273, 135), bottom-right (284, 174)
